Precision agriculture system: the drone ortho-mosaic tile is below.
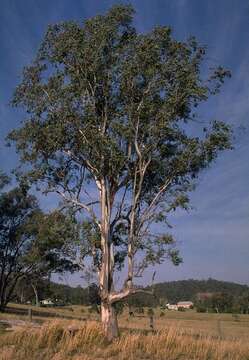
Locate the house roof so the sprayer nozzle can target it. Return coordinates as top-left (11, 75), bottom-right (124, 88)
top-left (177, 301), bottom-right (193, 305)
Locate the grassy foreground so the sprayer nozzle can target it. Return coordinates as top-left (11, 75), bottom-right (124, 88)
top-left (3, 303), bottom-right (249, 340)
top-left (0, 320), bottom-right (249, 360)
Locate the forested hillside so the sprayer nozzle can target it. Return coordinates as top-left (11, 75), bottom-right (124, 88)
top-left (12, 279), bottom-right (249, 313)
top-left (151, 278), bottom-right (249, 303)
top-left (14, 278), bottom-right (248, 307)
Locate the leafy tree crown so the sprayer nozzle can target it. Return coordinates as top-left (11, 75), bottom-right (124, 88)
top-left (8, 5), bottom-right (232, 276)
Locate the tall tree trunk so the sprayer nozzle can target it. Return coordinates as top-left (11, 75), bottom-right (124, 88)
top-left (0, 286), bottom-right (7, 312)
top-left (20, 288), bottom-right (24, 304)
top-left (99, 237), bottom-right (118, 340)
top-left (101, 301), bottom-right (118, 341)
top-left (0, 295), bottom-right (6, 313)
top-left (31, 284), bottom-right (40, 307)
top-left (98, 179), bottom-right (118, 340)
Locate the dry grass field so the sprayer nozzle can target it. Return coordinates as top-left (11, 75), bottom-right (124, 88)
top-left (0, 304), bottom-right (249, 359)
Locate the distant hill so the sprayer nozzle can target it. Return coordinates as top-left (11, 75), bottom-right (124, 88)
top-left (36, 278), bottom-right (248, 306)
top-left (150, 278), bottom-right (249, 303)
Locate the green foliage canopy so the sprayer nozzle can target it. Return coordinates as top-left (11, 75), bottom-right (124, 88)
top-left (0, 176), bottom-right (78, 311)
top-left (8, 5), bottom-right (232, 298)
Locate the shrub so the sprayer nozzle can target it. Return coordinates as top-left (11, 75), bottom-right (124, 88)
top-left (178, 307), bottom-right (185, 312)
top-left (196, 306), bottom-right (207, 313)
top-left (135, 307), bottom-right (144, 314)
top-left (114, 301), bottom-right (124, 315)
top-left (147, 308), bottom-right (154, 317)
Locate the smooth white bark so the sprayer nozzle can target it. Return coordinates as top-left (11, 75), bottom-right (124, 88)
top-left (101, 302), bottom-right (118, 341)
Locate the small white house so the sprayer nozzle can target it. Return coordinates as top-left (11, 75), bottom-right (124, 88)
top-left (41, 299), bottom-right (54, 306)
top-left (177, 301), bottom-right (193, 309)
top-left (166, 303), bottom-right (178, 311)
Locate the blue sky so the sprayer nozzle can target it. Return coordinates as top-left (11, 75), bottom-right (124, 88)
top-left (0, 0), bottom-right (248, 286)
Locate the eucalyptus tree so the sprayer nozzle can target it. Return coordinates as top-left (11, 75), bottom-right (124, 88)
top-left (9, 5), bottom-right (232, 339)
top-left (0, 178), bottom-right (78, 311)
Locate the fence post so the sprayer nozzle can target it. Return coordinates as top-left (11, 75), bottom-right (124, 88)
top-left (149, 315), bottom-right (154, 330)
top-left (28, 308), bottom-right (32, 322)
top-left (147, 308), bottom-right (154, 331)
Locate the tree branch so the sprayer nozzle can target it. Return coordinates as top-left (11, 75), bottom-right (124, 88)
top-left (55, 189), bottom-right (100, 229)
top-left (109, 287), bottom-right (154, 304)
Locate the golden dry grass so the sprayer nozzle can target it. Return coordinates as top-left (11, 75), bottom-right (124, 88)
top-left (5, 303), bottom-right (249, 339)
top-left (119, 313), bottom-right (249, 340)
top-left (0, 320), bottom-right (249, 360)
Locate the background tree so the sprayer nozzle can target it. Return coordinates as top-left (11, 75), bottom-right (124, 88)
top-left (211, 293), bottom-right (234, 313)
top-left (236, 292), bottom-right (249, 314)
top-left (9, 5), bottom-right (232, 339)
top-left (48, 282), bottom-right (89, 305)
top-left (13, 276), bottom-right (51, 306)
top-left (0, 177), bottom-right (78, 311)
top-left (87, 283), bottom-right (101, 314)
top-left (13, 273), bottom-right (34, 304)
